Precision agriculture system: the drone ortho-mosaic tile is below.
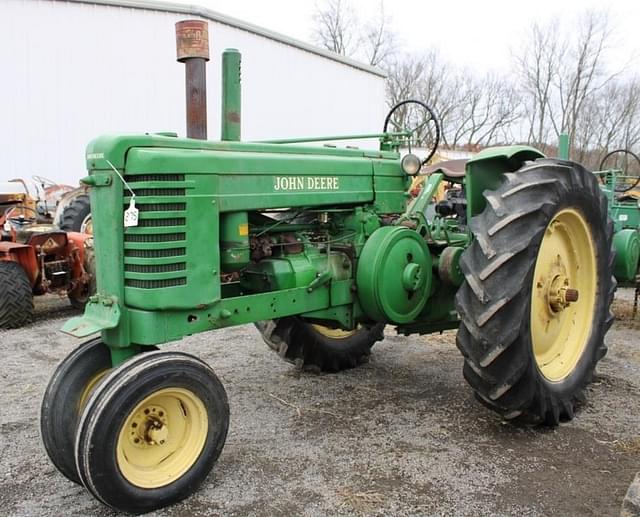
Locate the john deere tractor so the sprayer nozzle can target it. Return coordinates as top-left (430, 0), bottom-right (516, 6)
top-left (596, 149), bottom-right (640, 290)
top-left (40, 23), bottom-right (616, 514)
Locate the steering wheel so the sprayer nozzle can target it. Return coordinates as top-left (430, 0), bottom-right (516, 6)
top-left (383, 99), bottom-right (441, 166)
top-left (598, 149), bottom-right (640, 192)
top-left (4, 206), bottom-right (39, 226)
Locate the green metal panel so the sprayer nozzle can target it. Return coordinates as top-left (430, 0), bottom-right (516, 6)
top-left (221, 49), bottom-right (241, 142)
top-left (613, 229), bottom-right (640, 282)
top-left (122, 171), bottom-right (220, 311)
top-left (126, 281), bottom-right (352, 345)
top-left (465, 146), bottom-right (545, 218)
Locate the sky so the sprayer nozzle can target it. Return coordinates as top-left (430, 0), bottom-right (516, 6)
top-left (168, 0), bottom-right (640, 75)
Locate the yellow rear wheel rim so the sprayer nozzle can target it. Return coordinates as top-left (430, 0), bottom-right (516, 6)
top-left (116, 387), bottom-right (208, 488)
top-left (531, 208), bottom-right (597, 382)
top-left (311, 324), bottom-right (358, 339)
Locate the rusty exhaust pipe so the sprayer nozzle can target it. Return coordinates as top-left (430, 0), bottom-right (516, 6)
top-left (176, 20), bottom-right (209, 139)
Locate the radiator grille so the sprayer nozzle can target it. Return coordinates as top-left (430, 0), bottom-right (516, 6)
top-left (131, 188), bottom-right (185, 197)
top-left (138, 203), bottom-right (186, 212)
top-left (125, 278), bottom-right (187, 289)
top-left (124, 233), bottom-right (185, 243)
top-left (126, 174), bottom-right (185, 182)
top-left (124, 247), bottom-right (186, 258)
top-left (123, 172), bottom-right (189, 290)
top-left (125, 262), bottom-right (186, 273)
top-left (137, 218), bottom-right (186, 228)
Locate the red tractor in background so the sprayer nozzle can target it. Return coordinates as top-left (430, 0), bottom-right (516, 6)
top-left (0, 178), bottom-right (95, 328)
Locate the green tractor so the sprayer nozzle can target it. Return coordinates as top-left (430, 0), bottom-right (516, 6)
top-left (596, 149), bottom-right (640, 292)
top-left (40, 29), bottom-right (616, 514)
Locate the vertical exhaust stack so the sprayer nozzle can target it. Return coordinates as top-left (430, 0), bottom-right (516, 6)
top-left (175, 20), bottom-right (209, 139)
top-left (221, 49), bottom-right (241, 141)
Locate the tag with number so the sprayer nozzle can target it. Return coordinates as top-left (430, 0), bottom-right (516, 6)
top-left (124, 198), bottom-right (139, 227)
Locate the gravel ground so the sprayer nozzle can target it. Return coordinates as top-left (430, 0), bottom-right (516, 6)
top-left (0, 289), bottom-right (639, 517)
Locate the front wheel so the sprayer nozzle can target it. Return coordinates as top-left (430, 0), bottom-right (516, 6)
top-left (40, 338), bottom-right (111, 484)
top-left (75, 351), bottom-right (229, 514)
top-left (455, 159), bottom-right (615, 425)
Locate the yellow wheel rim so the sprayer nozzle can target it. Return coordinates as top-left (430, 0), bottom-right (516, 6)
top-left (311, 324), bottom-right (358, 339)
top-left (531, 208), bottom-right (597, 382)
top-left (78, 369), bottom-right (109, 411)
top-left (116, 387), bottom-right (208, 488)
top-left (80, 214), bottom-right (93, 235)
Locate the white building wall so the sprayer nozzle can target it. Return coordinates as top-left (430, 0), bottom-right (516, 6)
top-left (0, 0), bottom-right (386, 185)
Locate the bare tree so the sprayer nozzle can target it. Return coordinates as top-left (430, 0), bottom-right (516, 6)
top-left (513, 21), bottom-right (562, 149)
top-left (386, 51), bottom-right (520, 149)
top-left (574, 78), bottom-right (640, 169)
top-left (311, 0), bottom-right (397, 67)
top-left (361, 2), bottom-right (398, 67)
top-left (385, 55), bottom-right (425, 106)
top-left (311, 0), bottom-right (358, 56)
top-left (514, 11), bottom-right (626, 156)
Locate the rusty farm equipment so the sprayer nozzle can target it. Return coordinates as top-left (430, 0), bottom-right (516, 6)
top-left (0, 179), bottom-right (95, 327)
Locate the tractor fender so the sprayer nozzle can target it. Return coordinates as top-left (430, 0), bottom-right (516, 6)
top-left (465, 145), bottom-right (545, 218)
top-left (0, 241), bottom-right (38, 286)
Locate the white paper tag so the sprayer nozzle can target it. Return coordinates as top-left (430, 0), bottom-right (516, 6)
top-left (124, 198), bottom-right (139, 227)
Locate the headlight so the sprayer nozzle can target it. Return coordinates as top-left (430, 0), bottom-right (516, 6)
top-left (401, 154), bottom-right (422, 176)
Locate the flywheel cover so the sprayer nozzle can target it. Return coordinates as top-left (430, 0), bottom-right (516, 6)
top-left (356, 226), bottom-right (432, 323)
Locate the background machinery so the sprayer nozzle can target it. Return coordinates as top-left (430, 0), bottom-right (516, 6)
top-left (40, 21), bottom-right (616, 514)
top-left (596, 149), bottom-right (640, 294)
top-left (0, 178), bottom-right (94, 327)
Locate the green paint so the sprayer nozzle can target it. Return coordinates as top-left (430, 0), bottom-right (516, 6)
top-left (558, 133), bottom-right (570, 159)
top-left (613, 229), bottom-right (640, 282)
top-left (66, 48), bottom-right (556, 366)
top-left (465, 146), bottom-right (545, 219)
top-left (221, 49), bottom-right (241, 141)
top-left (595, 163), bottom-right (640, 285)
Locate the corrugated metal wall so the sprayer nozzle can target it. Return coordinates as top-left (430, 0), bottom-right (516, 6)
top-left (0, 0), bottom-right (386, 184)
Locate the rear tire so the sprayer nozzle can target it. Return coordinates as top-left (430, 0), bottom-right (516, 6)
top-left (455, 159), bottom-right (615, 425)
top-left (75, 351), bottom-right (229, 514)
top-left (59, 194), bottom-right (91, 233)
top-left (256, 318), bottom-right (384, 372)
top-left (0, 261), bottom-right (34, 328)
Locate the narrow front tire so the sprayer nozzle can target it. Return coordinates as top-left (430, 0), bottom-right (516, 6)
top-left (75, 351), bottom-right (229, 514)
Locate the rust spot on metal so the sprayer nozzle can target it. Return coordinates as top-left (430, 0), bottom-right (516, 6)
top-left (175, 20), bottom-right (209, 62)
top-left (226, 112), bottom-right (241, 124)
top-left (176, 20), bottom-right (209, 140)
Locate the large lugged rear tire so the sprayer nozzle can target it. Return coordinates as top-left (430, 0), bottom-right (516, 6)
top-left (455, 159), bottom-right (616, 425)
top-left (256, 318), bottom-right (385, 372)
top-left (0, 261), bottom-right (34, 329)
top-left (59, 194), bottom-right (91, 233)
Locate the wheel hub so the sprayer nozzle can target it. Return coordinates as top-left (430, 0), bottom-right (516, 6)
top-left (116, 387), bottom-right (208, 489)
top-left (537, 254), bottom-right (580, 314)
top-left (530, 209), bottom-right (597, 382)
top-left (127, 404), bottom-right (169, 447)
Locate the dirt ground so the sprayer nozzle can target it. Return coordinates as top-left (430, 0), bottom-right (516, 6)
top-left (0, 289), bottom-right (638, 517)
